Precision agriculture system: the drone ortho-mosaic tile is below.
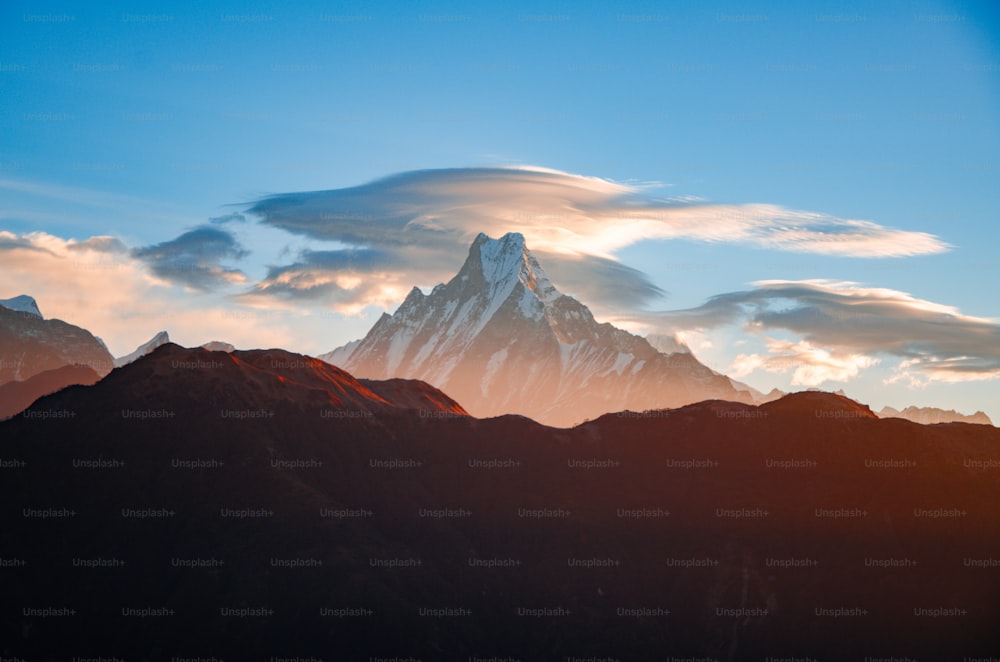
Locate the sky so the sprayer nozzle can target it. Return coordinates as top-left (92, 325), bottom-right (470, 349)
top-left (1, 0), bottom-right (999, 421)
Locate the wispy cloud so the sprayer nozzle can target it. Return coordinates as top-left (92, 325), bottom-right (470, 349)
top-left (0, 177), bottom-right (189, 224)
top-left (244, 166), bottom-right (950, 310)
top-left (132, 226), bottom-right (249, 290)
top-left (0, 178), bottom-right (146, 210)
top-left (648, 279), bottom-right (1000, 385)
top-left (209, 212), bottom-right (248, 225)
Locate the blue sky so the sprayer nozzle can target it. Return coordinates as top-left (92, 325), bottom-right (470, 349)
top-left (2, 0), bottom-right (998, 420)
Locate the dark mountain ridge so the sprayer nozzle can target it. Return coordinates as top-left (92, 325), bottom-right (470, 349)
top-left (2, 345), bottom-right (998, 658)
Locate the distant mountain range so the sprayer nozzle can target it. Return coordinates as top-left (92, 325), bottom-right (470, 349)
top-left (323, 232), bottom-right (776, 427)
top-left (878, 405), bottom-right (993, 426)
top-left (0, 363), bottom-right (100, 420)
top-left (0, 299), bottom-right (244, 418)
top-left (0, 297), bottom-right (114, 383)
top-left (114, 331), bottom-right (237, 368)
top-left (2, 347), bottom-right (997, 657)
top-left (114, 330), bottom-right (172, 367)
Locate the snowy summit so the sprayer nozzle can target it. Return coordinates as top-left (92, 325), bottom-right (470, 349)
top-left (322, 232), bottom-right (767, 427)
top-left (114, 331), bottom-right (171, 368)
top-left (0, 295), bottom-right (43, 319)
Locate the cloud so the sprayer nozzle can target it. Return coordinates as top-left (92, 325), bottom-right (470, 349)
top-left (648, 279), bottom-right (1000, 385)
top-left (242, 243), bottom-right (671, 316)
top-left (67, 236), bottom-right (129, 253)
top-left (244, 166), bottom-right (949, 311)
top-left (729, 338), bottom-right (879, 386)
top-left (238, 247), bottom-right (415, 313)
top-left (132, 226), bottom-right (249, 290)
top-left (0, 177), bottom-right (156, 211)
top-left (540, 254), bottom-right (667, 310)
top-left (209, 212), bottom-right (247, 225)
top-left (0, 177), bottom-right (194, 227)
top-left (0, 230), bottom-right (319, 356)
top-left (0, 231), bottom-right (59, 254)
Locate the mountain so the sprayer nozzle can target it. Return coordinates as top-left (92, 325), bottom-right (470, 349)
top-left (0, 294), bottom-right (43, 319)
top-left (91, 342), bottom-right (466, 418)
top-left (114, 330), bottom-right (171, 367)
top-left (116, 334), bottom-right (236, 368)
top-left (879, 404), bottom-right (993, 426)
top-left (322, 232), bottom-right (762, 427)
top-left (0, 363), bottom-right (100, 419)
top-left (2, 365), bottom-right (998, 658)
top-left (0, 301), bottom-right (114, 383)
top-left (761, 389), bottom-right (878, 420)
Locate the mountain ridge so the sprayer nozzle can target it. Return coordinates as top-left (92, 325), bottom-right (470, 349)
top-left (46, 342), bottom-right (469, 419)
top-left (878, 404), bottom-right (993, 426)
top-left (0, 363), bottom-right (100, 420)
top-left (2, 353), bottom-right (998, 657)
top-left (114, 330), bottom-right (172, 367)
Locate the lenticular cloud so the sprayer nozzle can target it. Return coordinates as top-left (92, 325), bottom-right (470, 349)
top-left (243, 166), bottom-right (949, 311)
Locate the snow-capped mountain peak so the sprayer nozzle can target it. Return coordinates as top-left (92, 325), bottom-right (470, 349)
top-left (114, 331), bottom-right (171, 368)
top-left (322, 232), bottom-right (765, 427)
top-left (468, 232), bottom-right (560, 305)
top-left (475, 231), bottom-right (525, 281)
top-left (0, 295), bottom-right (43, 319)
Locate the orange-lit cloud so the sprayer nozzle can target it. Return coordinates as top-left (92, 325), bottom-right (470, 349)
top-left (729, 338), bottom-right (879, 386)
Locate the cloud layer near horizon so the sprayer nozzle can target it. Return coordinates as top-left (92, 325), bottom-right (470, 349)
top-left (643, 279), bottom-right (1000, 386)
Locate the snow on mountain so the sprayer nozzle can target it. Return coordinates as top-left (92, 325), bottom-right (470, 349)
top-left (321, 232), bottom-right (760, 427)
top-left (200, 341), bottom-right (235, 353)
top-left (114, 331), bottom-right (171, 368)
top-left (0, 295), bottom-right (43, 319)
top-left (878, 405), bottom-right (993, 426)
